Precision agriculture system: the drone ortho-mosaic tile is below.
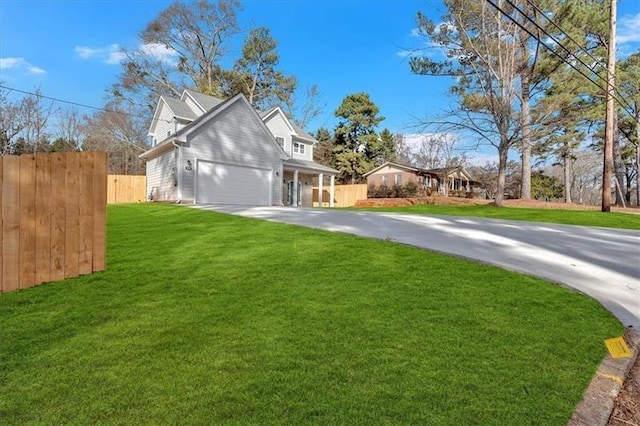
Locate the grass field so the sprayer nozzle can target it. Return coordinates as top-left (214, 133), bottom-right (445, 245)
top-left (0, 204), bottom-right (622, 424)
top-left (353, 203), bottom-right (640, 230)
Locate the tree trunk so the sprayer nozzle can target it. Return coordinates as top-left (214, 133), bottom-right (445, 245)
top-left (563, 152), bottom-right (572, 203)
top-left (612, 118), bottom-right (626, 206)
top-left (494, 138), bottom-right (509, 207)
top-left (520, 73), bottom-right (532, 200)
top-left (636, 110), bottom-right (640, 206)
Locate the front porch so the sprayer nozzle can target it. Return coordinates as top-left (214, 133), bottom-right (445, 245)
top-left (282, 159), bottom-right (337, 207)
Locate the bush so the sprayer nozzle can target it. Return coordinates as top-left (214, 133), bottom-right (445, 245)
top-left (368, 182), bottom-right (419, 199)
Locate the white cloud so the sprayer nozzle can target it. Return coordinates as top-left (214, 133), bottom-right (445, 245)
top-left (75, 43), bottom-right (177, 65)
top-left (74, 46), bottom-right (101, 59)
top-left (0, 57), bottom-right (25, 69)
top-left (28, 66), bottom-right (46, 74)
top-left (139, 43), bottom-right (179, 63)
top-left (74, 44), bottom-right (123, 64)
top-left (106, 50), bottom-right (126, 65)
top-left (0, 56), bottom-right (46, 74)
top-left (618, 12), bottom-right (640, 45)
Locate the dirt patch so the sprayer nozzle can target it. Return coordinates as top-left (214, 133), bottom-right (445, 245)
top-left (608, 354), bottom-right (640, 426)
top-left (355, 196), bottom-right (640, 215)
top-left (354, 196), bottom-right (491, 208)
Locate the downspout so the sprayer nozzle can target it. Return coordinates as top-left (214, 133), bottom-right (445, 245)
top-left (172, 140), bottom-right (182, 203)
top-left (172, 116), bottom-right (182, 204)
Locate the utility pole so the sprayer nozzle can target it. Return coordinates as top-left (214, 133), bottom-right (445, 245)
top-left (602, 0), bottom-right (617, 212)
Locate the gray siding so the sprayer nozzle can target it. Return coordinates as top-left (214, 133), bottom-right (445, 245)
top-left (150, 102), bottom-right (175, 145)
top-left (263, 113), bottom-right (293, 155)
top-left (181, 100), bottom-right (282, 205)
top-left (292, 139), bottom-right (313, 161)
top-left (147, 150), bottom-right (178, 201)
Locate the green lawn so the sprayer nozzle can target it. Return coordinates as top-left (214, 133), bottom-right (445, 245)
top-left (353, 203), bottom-right (640, 230)
top-left (0, 204), bottom-right (622, 424)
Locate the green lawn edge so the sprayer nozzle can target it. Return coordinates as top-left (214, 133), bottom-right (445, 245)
top-left (0, 203), bottom-right (623, 424)
top-left (351, 203), bottom-right (640, 230)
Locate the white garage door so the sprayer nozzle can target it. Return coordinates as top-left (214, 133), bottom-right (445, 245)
top-left (196, 160), bottom-right (272, 205)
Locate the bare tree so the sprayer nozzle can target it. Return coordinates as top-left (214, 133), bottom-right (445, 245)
top-left (290, 84), bottom-right (324, 130)
top-left (53, 108), bottom-right (84, 152)
top-left (82, 105), bottom-right (148, 174)
top-left (394, 133), bottom-right (413, 165)
top-left (22, 87), bottom-right (57, 153)
top-left (0, 85), bottom-right (29, 155)
top-left (410, 0), bottom-right (521, 206)
top-left (112, 0), bottom-right (241, 110)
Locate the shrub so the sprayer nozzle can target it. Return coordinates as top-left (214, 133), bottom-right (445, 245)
top-left (368, 182), bottom-right (419, 198)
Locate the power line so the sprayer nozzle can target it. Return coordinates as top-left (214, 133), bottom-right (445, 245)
top-left (506, 0), bottom-right (635, 114)
top-left (488, 0), bottom-right (635, 117)
top-left (0, 84), bottom-right (171, 124)
top-left (524, 0), bottom-right (605, 69)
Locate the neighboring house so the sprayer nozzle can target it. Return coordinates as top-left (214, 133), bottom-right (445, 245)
top-left (364, 161), bottom-right (477, 195)
top-left (141, 89), bottom-right (338, 206)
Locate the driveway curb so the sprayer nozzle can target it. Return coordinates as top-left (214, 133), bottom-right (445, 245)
top-left (568, 330), bottom-right (640, 426)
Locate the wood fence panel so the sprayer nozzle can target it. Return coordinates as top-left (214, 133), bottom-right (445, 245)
top-left (0, 151), bottom-right (107, 293)
top-left (35, 155), bottom-right (51, 285)
top-left (93, 153), bottom-right (107, 271)
top-left (50, 153), bottom-right (66, 282)
top-left (64, 154), bottom-right (79, 279)
top-left (2, 156), bottom-right (20, 292)
top-left (78, 152), bottom-right (93, 275)
top-left (20, 155), bottom-right (37, 288)
top-left (107, 174), bottom-right (146, 204)
top-left (312, 184), bottom-right (368, 207)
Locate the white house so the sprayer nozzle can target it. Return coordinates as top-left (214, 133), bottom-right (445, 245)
top-left (140, 89), bottom-right (338, 206)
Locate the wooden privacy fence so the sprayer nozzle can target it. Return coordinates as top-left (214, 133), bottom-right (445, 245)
top-left (312, 184), bottom-right (368, 207)
top-left (107, 174), bottom-right (147, 204)
top-left (1, 151), bottom-right (107, 293)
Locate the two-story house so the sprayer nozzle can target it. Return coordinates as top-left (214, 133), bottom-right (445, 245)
top-left (140, 89), bottom-right (338, 206)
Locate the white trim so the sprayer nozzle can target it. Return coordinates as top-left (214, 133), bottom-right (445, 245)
top-left (180, 90), bottom-right (207, 114)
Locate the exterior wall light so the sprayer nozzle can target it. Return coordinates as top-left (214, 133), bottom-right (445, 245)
top-left (185, 160), bottom-right (193, 171)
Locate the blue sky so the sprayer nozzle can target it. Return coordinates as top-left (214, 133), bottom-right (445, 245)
top-left (1, 0), bottom-right (639, 155)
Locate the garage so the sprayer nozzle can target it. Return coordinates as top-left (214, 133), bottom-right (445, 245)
top-left (196, 160), bottom-right (272, 205)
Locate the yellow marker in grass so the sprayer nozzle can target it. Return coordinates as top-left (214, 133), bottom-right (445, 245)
top-left (604, 337), bottom-right (632, 358)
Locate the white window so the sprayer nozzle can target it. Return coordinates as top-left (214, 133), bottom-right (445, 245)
top-left (294, 142), bottom-right (305, 154)
top-left (276, 137), bottom-right (284, 148)
top-left (395, 174), bottom-right (402, 185)
top-left (381, 175), bottom-right (388, 185)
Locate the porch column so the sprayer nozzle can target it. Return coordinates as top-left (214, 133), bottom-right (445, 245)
top-left (318, 173), bottom-right (324, 207)
top-left (329, 175), bottom-right (335, 208)
top-left (293, 170), bottom-right (299, 206)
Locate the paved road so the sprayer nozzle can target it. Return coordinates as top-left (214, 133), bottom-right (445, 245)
top-left (193, 205), bottom-right (640, 329)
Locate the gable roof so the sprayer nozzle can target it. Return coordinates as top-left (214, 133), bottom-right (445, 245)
top-left (181, 89), bottom-right (224, 113)
top-left (163, 96), bottom-right (198, 121)
top-left (363, 162), bottom-right (432, 178)
top-left (428, 166), bottom-right (476, 181)
top-left (141, 93), bottom-right (288, 161)
top-left (363, 161), bottom-right (475, 181)
top-left (260, 106), bottom-right (317, 144)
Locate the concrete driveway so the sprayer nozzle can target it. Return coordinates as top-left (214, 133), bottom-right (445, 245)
top-left (192, 205), bottom-right (640, 329)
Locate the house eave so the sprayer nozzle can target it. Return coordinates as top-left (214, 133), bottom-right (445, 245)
top-left (139, 137), bottom-right (182, 160)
